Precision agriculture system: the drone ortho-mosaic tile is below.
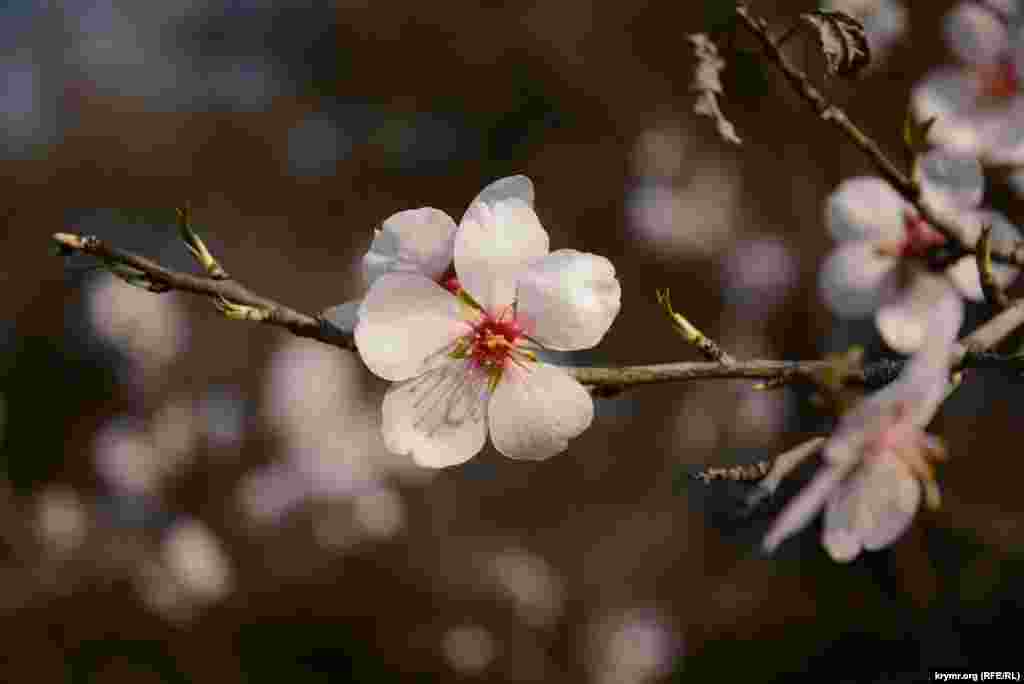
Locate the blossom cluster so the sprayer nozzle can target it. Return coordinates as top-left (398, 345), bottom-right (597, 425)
top-left (322, 1), bottom-right (1024, 564)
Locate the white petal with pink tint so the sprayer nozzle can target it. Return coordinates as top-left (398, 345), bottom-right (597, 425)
top-left (464, 175), bottom-right (535, 221)
top-left (826, 177), bottom-right (907, 242)
top-left (912, 70), bottom-right (986, 154)
top-left (944, 1), bottom-right (1008, 66)
top-left (819, 242), bottom-right (896, 317)
top-left (382, 359), bottom-right (490, 468)
top-left (363, 207), bottom-right (458, 286)
top-left (762, 461), bottom-right (851, 553)
top-left (975, 103), bottom-right (1024, 165)
top-left (860, 463), bottom-right (921, 551)
top-left (355, 273), bottom-right (468, 381)
top-left (875, 271), bottom-right (962, 354)
top-left (456, 196), bottom-right (550, 313)
top-left (487, 363), bottom-right (593, 461)
top-left (516, 249), bottom-right (621, 350)
top-left (914, 149), bottom-right (984, 215)
top-left (822, 460), bottom-right (920, 562)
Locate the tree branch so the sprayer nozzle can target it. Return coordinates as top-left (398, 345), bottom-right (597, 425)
top-left (733, 5), bottom-right (1024, 268)
top-left (54, 233), bottom-right (355, 350)
top-left (53, 231), bottom-right (1024, 395)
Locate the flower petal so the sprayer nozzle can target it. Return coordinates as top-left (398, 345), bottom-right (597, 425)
top-left (823, 460), bottom-right (920, 561)
top-left (321, 299), bottom-right (362, 335)
top-left (914, 149), bottom-right (984, 215)
top-left (912, 69), bottom-right (986, 155)
top-left (462, 175), bottom-right (535, 222)
top-left (822, 481), bottom-right (864, 562)
top-left (859, 462), bottom-right (921, 551)
top-left (819, 242), bottom-right (896, 317)
top-left (355, 273), bottom-right (468, 381)
top-left (382, 359), bottom-right (489, 468)
top-left (974, 102), bottom-right (1024, 165)
top-left (947, 210), bottom-right (1022, 300)
top-left (875, 271), bottom-right (963, 354)
top-left (763, 461), bottom-right (851, 554)
top-left (944, 1), bottom-right (1008, 66)
top-left (455, 192), bottom-right (550, 313)
top-left (362, 207), bottom-right (458, 286)
top-left (488, 363), bottom-right (593, 461)
top-left (515, 249), bottom-right (621, 350)
top-left (826, 177), bottom-right (907, 242)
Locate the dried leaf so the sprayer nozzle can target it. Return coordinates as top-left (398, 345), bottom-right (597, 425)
top-left (800, 10), bottom-right (871, 78)
top-left (687, 33), bottom-right (742, 145)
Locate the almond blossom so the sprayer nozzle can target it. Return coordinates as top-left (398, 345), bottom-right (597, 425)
top-left (819, 149), bottom-right (1019, 351)
top-left (912, 1), bottom-right (1024, 165)
top-left (354, 177), bottom-right (621, 467)
top-left (763, 277), bottom-right (962, 561)
top-left (324, 176), bottom-right (532, 334)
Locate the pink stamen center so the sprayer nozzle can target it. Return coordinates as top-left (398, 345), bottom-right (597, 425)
top-left (467, 312), bottom-right (525, 370)
top-left (899, 212), bottom-right (947, 258)
top-left (442, 275), bottom-right (462, 294)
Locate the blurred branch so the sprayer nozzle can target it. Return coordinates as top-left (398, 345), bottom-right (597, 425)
top-left (733, 4), bottom-right (1024, 268)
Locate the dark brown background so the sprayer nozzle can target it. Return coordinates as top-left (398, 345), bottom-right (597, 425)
top-left (1, 0), bottom-right (1022, 681)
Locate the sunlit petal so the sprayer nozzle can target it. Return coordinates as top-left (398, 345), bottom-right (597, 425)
top-left (355, 273), bottom-right (468, 381)
top-left (456, 194), bottom-right (550, 313)
top-left (382, 359), bottom-right (489, 468)
top-left (463, 175), bottom-right (535, 222)
top-left (488, 363), bottom-right (593, 461)
top-left (363, 207), bottom-right (458, 286)
top-left (516, 249), bottom-right (621, 350)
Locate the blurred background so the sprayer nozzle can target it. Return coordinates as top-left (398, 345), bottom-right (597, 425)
top-left (3, 0), bottom-right (1024, 681)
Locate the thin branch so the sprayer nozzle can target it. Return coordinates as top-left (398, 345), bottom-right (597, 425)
top-left (53, 231), bottom-right (1024, 393)
top-left (733, 5), bottom-right (1024, 268)
top-left (977, 224), bottom-right (1010, 310)
top-left (955, 295), bottom-right (1024, 359)
top-left (54, 233), bottom-right (355, 350)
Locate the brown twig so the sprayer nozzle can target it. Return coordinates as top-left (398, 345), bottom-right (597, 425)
top-left (54, 230), bottom-right (1024, 394)
top-left (54, 233), bottom-right (355, 350)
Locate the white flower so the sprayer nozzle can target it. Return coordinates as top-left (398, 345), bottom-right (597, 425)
top-left (819, 149), bottom-right (1019, 351)
top-left (324, 176), bottom-right (534, 334)
top-left (764, 280), bottom-right (962, 561)
top-left (355, 177), bottom-right (621, 467)
top-left (912, 1), bottom-right (1024, 165)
